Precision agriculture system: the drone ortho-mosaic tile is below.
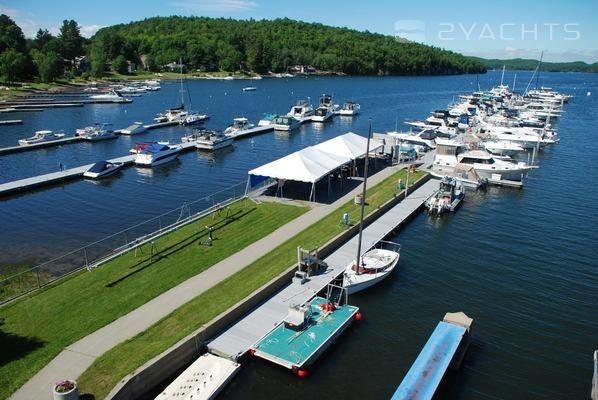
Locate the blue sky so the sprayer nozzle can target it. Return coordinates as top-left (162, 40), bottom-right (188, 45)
top-left (2, 0), bottom-right (597, 62)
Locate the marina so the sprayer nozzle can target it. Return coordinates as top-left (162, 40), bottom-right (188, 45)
top-left (1, 71), bottom-right (596, 400)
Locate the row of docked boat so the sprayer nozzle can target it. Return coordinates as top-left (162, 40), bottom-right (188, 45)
top-left (258, 94), bottom-right (360, 131)
top-left (380, 83), bottom-right (569, 191)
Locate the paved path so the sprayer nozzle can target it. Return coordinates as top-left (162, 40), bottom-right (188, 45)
top-left (10, 164), bottom-right (410, 400)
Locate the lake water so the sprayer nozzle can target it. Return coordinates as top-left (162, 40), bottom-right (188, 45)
top-left (1, 71), bottom-right (597, 399)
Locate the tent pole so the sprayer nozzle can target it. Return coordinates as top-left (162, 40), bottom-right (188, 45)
top-left (245, 176), bottom-right (251, 196)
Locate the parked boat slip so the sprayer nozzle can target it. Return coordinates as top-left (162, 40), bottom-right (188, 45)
top-left (207, 179), bottom-right (439, 360)
top-left (0, 136), bottom-right (83, 155)
top-left (0, 141), bottom-right (199, 196)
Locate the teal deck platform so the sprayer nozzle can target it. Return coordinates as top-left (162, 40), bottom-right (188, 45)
top-left (251, 297), bottom-right (358, 370)
top-left (392, 312), bottom-right (473, 400)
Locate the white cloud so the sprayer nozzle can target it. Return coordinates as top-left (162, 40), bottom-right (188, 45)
top-left (0, 3), bottom-right (39, 37)
top-left (79, 24), bottom-right (103, 38)
top-left (170, 0), bottom-right (258, 13)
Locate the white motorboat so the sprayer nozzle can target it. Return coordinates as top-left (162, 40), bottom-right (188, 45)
top-left (89, 90), bottom-right (131, 103)
top-left (129, 141), bottom-right (170, 154)
top-left (134, 143), bottom-right (182, 166)
top-left (287, 100), bottom-right (314, 120)
top-left (337, 101), bottom-right (360, 116)
top-left (343, 247), bottom-right (400, 294)
top-left (387, 129), bottom-right (437, 150)
top-left (79, 123), bottom-right (117, 141)
top-left (257, 113), bottom-right (277, 127)
top-left (311, 106), bottom-right (333, 122)
top-left (18, 130), bottom-right (65, 146)
top-left (224, 117), bottom-right (255, 137)
top-left (180, 112), bottom-right (209, 126)
top-left (242, 86), bottom-right (257, 92)
top-left (120, 122), bottom-right (147, 135)
top-left (272, 116), bottom-right (301, 131)
top-left (433, 139), bottom-right (533, 182)
top-left (194, 130), bottom-right (234, 150)
top-left (83, 160), bottom-right (124, 179)
top-left (484, 141), bottom-right (525, 156)
top-left (425, 176), bottom-right (465, 214)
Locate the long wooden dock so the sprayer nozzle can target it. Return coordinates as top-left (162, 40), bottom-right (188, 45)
top-left (207, 179), bottom-right (439, 360)
top-left (0, 137), bottom-right (83, 155)
top-left (0, 141), bottom-right (198, 197)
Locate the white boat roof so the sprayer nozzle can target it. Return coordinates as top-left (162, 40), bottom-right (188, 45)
top-left (435, 138), bottom-right (460, 147)
top-left (233, 117), bottom-right (248, 122)
top-left (459, 150), bottom-right (492, 159)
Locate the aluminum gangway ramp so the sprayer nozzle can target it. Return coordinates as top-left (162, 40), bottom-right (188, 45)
top-left (207, 179), bottom-right (439, 360)
top-left (391, 312), bottom-right (473, 400)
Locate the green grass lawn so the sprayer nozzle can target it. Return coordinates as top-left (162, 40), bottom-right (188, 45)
top-left (0, 200), bottom-right (306, 399)
top-left (77, 169), bottom-right (427, 399)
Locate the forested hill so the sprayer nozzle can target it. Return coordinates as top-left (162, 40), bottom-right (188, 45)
top-left (471, 57), bottom-right (598, 73)
top-left (89, 17), bottom-right (486, 75)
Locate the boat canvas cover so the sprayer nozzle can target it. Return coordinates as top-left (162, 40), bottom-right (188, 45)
top-left (143, 143), bottom-right (170, 153)
top-left (88, 161), bottom-right (109, 173)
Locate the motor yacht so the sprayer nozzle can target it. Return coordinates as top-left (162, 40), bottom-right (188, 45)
top-left (258, 113), bottom-right (277, 126)
top-left (425, 176), bottom-right (465, 214)
top-left (337, 101), bottom-right (360, 116)
top-left (433, 139), bottom-right (533, 182)
top-left (287, 100), bottom-right (314, 120)
top-left (83, 161), bottom-right (124, 179)
top-left (78, 123), bottom-right (117, 141)
top-left (224, 117), bottom-right (255, 137)
top-left (134, 143), bottom-right (182, 166)
top-left (18, 130), bottom-right (65, 146)
top-left (311, 106), bottom-right (333, 122)
top-left (483, 141), bottom-right (525, 156)
top-left (272, 116), bottom-right (301, 131)
top-left (194, 129), bottom-right (234, 150)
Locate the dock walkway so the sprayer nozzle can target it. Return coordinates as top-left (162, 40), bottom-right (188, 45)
top-left (207, 179), bottom-right (439, 359)
top-left (0, 142), bottom-right (198, 197)
top-left (8, 165), bottom-right (411, 400)
top-left (0, 137), bottom-right (83, 156)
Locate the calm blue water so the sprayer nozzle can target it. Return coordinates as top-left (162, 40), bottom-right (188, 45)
top-left (2, 72), bottom-right (597, 399)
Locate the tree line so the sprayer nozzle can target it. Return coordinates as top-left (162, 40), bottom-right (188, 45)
top-left (474, 57), bottom-right (598, 73)
top-left (1, 14), bottom-right (487, 84)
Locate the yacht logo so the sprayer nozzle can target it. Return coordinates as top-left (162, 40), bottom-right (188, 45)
top-left (395, 20), bottom-right (426, 43)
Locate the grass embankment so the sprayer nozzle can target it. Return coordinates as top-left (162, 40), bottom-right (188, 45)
top-left (0, 200), bottom-right (306, 399)
top-left (78, 169), bottom-right (427, 398)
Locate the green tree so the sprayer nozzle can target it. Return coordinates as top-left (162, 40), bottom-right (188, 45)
top-left (33, 29), bottom-right (53, 50)
top-left (58, 19), bottom-right (83, 60)
top-left (0, 49), bottom-right (27, 82)
top-left (112, 55), bottom-right (128, 74)
top-left (31, 50), bottom-right (62, 82)
top-left (0, 14), bottom-right (27, 53)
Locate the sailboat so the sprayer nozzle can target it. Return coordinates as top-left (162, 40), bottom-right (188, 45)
top-left (154, 59), bottom-right (208, 125)
top-left (342, 123), bottom-right (401, 295)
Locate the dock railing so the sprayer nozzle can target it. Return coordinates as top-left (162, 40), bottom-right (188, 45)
top-left (0, 179), bottom-right (271, 305)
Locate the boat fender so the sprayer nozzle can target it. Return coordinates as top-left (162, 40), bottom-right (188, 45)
top-left (354, 312), bottom-right (363, 321)
top-left (297, 369), bottom-right (309, 378)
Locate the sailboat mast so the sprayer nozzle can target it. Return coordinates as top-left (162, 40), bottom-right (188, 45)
top-left (535, 51), bottom-right (543, 89)
top-left (355, 122), bottom-right (372, 271)
top-left (179, 58), bottom-right (184, 108)
top-left (513, 74), bottom-right (517, 92)
top-left (500, 64), bottom-right (505, 86)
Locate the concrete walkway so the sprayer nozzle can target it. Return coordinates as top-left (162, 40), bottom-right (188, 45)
top-left (10, 164), bottom-right (409, 400)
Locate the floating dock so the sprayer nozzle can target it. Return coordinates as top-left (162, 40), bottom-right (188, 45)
top-left (0, 141), bottom-right (198, 197)
top-left (207, 179), bottom-right (439, 360)
top-left (0, 119), bottom-right (23, 125)
top-left (155, 353), bottom-right (240, 400)
top-left (251, 296), bottom-right (359, 373)
top-left (391, 312), bottom-right (473, 400)
top-left (0, 137), bottom-right (83, 156)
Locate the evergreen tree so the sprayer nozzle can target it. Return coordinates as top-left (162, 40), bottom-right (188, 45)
top-left (58, 19), bottom-right (83, 60)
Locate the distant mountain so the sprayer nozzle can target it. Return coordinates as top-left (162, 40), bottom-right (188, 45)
top-left (470, 57), bottom-right (598, 73)
top-left (89, 16), bottom-right (486, 76)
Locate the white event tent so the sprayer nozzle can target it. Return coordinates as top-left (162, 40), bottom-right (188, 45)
top-left (247, 132), bottom-right (382, 201)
